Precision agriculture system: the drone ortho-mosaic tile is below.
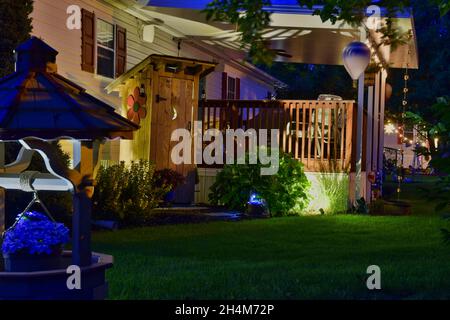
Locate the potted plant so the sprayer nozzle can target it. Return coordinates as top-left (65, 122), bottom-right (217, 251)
top-left (154, 169), bottom-right (185, 204)
top-left (2, 211), bottom-right (70, 272)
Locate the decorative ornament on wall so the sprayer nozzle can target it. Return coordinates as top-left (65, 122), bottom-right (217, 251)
top-left (127, 86), bottom-right (147, 125)
top-left (385, 83), bottom-right (393, 100)
top-left (171, 106), bottom-right (178, 120)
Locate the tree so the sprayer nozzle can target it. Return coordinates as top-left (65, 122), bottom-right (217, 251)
top-left (406, 97), bottom-right (450, 241)
top-left (0, 0), bottom-right (34, 78)
top-left (258, 63), bottom-right (355, 99)
top-left (205, 0), bottom-right (450, 65)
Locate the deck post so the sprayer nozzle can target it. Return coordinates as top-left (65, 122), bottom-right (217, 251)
top-left (354, 72), bottom-right (365, 202)
top-left (372, 72), bottom-right (381, 174)
top-left (353, 26), bottom-right (368, 204)
top-left (378, 70), bottom-right (387, 172)
top-left (366, 85), bottom-right (374, 201)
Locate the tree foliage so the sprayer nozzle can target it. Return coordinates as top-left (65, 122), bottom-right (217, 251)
top-left (258, 63), bottom-right (356, 99)
top-left (417, 98), bottom-right (450, 241)
top-left (0, 0), bottom-right (33, 78)
top-left (93, 161), bottom-right (169, 226)
top-left (404, 97), bottom-right (449, 244)
top-left (388, 0), bottom-right (450, 116)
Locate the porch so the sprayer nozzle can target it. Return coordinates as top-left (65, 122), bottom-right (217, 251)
top-left (198, 99), bottom-right (356, 172)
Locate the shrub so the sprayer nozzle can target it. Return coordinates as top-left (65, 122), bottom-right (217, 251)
top-left (315, 161), bottom-right (350, 214)
top-left (209, 151), bottom-right (310, 216)
top-left (93, 160), bottom-right (169, 226)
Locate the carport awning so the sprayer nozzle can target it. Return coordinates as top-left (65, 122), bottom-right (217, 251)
top-left (127, 0), bottom-right (418, 69)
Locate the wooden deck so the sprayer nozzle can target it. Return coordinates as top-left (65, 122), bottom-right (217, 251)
top-left (198, 99), bottom-right (356, 172)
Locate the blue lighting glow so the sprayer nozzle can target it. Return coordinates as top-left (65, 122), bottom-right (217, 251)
top-left (248, 192), bottom-right (265, 206)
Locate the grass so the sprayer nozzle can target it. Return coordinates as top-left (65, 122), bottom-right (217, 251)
top-left (92, 176), bottom-right (450, 300)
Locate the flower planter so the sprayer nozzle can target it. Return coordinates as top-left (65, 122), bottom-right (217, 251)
top-left (3, 251), bottom-right (62, 272)
top-left (2, 211), bottom-right (70, 272)
top-left (164, 190), bottom-right (176, 203)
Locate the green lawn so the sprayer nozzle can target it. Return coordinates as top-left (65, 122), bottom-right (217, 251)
top-left (92, 176), bottom-right (450, 300)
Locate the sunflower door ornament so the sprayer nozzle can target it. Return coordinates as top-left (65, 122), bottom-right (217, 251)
top-left (127, 86), bottom-right (147, 125)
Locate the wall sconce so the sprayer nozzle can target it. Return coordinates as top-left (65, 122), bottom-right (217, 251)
top-left (139, 84), bottom-right (146, 97)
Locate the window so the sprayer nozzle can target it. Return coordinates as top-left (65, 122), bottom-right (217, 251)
top-left (227, 76), bottom-right (236, 100)
top-left (221, 72), bottom-right (240, 99)
top-left (82, 10), bottom-right (127, 77)
top-left (96, 19), bottom-right (115, 78)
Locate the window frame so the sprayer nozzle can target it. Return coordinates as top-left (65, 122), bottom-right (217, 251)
top-left (95, 18), bottom-right (116, 79)
top-left (227, 76), bottom-right (236, 100)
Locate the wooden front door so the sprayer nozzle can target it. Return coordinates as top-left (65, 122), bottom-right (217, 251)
top-left (151, 76), bottom-right (196, 204)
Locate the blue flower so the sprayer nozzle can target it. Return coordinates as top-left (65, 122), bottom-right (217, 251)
top-left (1, 211), bottom-right (70, 255)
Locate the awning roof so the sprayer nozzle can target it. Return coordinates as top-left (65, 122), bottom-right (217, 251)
top-left (106, 54), bottom-right (217, 93)
top-left (124, 0), bottom-right (418, 69)
top-left (0, 37), bottom-right (139, 141)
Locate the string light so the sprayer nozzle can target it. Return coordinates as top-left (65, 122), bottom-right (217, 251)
top-left (399, 30), bottom-right (413, 147)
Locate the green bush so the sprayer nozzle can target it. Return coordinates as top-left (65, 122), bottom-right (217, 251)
top-left (93, 160), bottom-right (169, 225)
top-left (316, 171), bottom-right (349, 214)
top-left (209, 151), bottom-right (310, 216)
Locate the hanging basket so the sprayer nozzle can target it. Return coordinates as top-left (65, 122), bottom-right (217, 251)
top-left (1, 191), bottom-right (69, 273)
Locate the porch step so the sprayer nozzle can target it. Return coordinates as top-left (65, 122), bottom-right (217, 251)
top-left (203, 212), bottom-right (242, 221)
top-left (150, 206), bottom-right (242, 222)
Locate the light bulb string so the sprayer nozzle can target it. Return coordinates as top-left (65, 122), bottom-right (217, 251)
top-left (400, 31), bottom-right (413, 146)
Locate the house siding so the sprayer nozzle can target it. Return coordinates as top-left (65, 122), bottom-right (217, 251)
top-left (223, 64), bottom-right (273, 100)
top-left (31, 0), bottom-right (277, 163)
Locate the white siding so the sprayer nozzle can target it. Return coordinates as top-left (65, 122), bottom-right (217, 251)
top-left (31, 0), bottom-right (277, 161)
top-left (224, 64), bottom-right (273, 100)
top-left (32, 0), bottom-right (276, 102)
top-left (205, 72), bottom-right (222, 99)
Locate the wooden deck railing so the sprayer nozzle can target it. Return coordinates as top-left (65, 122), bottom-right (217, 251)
top-left (198, 100), bottom-right (356, 172)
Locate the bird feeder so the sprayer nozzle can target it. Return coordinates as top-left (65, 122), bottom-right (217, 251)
top-left (0, 37), bottom-right (138, 299)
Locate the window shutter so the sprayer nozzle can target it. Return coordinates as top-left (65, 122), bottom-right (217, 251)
top-left (235, 77), bottom-right (240, 100)
top-left (115, 25), bottom-right (127, 77)
top-left (221, 72), bottom-right (227, 99)
top-left (81, 9), bottom-right (95, 73)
